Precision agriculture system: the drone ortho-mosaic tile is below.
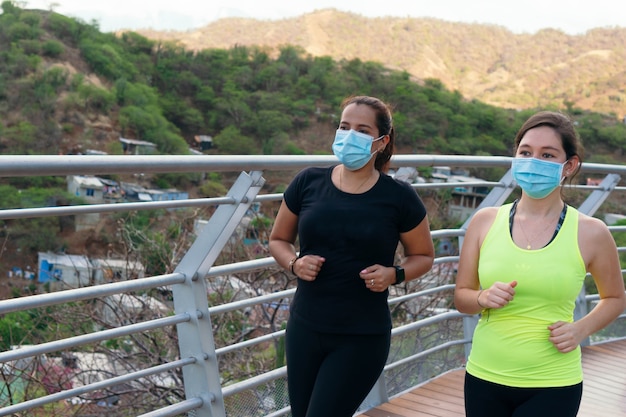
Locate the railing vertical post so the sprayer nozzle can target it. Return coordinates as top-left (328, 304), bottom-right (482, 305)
top-left (576, 173), bottom-right (621, 216)
top-left (460, 169), bottom-right (517, 231)
top-left (171, 171), bottom-right (265, 417)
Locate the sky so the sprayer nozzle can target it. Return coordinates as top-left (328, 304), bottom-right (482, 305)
top-left (22, 0), bottom-right (625, 35)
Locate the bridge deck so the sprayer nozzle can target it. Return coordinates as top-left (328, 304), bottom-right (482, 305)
top-left (358, 339), bottom-right (626, 417)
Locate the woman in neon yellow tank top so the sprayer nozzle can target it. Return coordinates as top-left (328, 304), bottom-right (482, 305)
top-left (454, 111), bottom-right (626, 417)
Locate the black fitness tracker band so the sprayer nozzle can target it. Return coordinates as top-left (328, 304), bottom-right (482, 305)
top-left (394, 265), bottom-right (405, 285)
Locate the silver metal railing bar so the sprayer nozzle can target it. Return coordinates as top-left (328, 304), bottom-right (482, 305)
top-left (0, 196), bottom-right (236, 220)
top-left (137, 397), bottom-right (205, 417)
top-left (0, 358), bottom-right (196, 417)
top-left (0, 272), bottom-right (186, 314)
top-left (2, 154), bottom-right (626, 177)
top-left (254, 193), bottom-right (285, 202)
top-left (430, 229), bottom-right (465, 239)
top-left (413, 180), bottom-right (502, 190)
top-left (221, 366), bottom-right (287, 397)
top-left (264, 406), bottom-right (292, 417)
top-left (205, 257), bottom-right (280, 278)
top-left (0, 314), bottom-right (190, 363)
top-left (216, 330), bottom-right (287, 356)
top-left (384, 339), bottom-right (470, 373)
top-left (431, 255), bottom-right (460, 265)
top-left (0, 155), bottom-right (512, 176)
top-left (392, 310), bottom-right (467, 337)
top-left (209, 288), bottom-right (294, 315)
top-left (388, 284), bottom-right (457, 307)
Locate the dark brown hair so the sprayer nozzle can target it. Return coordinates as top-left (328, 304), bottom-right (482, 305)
top-left (341, 95), bottom-right (395, 172)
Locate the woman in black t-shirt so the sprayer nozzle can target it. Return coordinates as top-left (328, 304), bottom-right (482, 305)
top-left (269, 95), bottom-right (435, 417)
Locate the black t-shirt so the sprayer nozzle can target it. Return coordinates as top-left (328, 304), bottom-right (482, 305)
top-left (283, 166), bottom-right (427, 334)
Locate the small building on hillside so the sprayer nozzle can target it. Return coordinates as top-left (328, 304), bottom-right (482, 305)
top-left (119, 137), bottom-right (157, 155)
top-left (147, 188), bottom-right (189, 202)
top-left (120, 182), bottom-right (152, 202)
top-left (67, 176), bottom-right (105, 203)
top-left (194, 135), bottom-right (213, 151)
top-left (98, 177), bottom-right (123, 202)
top-left (66, 176), bottom-right (108, 230)
top-left (447, 174), bottom-right (489, 221)
top-left (38, 253), bottom-right (146, 290)
top-left (92, 258), bottom-right (145, 282)
top-left (37, 252), bottom-right (94, 289)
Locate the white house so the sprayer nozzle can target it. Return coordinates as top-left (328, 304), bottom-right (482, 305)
top-left (119, 137), bottom-right (157, 155)
top-left (66, 175), bottom-right (105, 203)
top-left (92, 258), bottom-right (145, 282)
top-left (37, 252), bottom-right (94, 289)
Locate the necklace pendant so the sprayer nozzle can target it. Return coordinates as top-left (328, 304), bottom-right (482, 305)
top-left (526, 244), bottom-right (531, 250)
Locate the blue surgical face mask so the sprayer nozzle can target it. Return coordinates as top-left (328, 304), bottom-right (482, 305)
top-left (511, 157), bottom-right (566, 199)
top-left (332, 129), bottom-right (383, 171)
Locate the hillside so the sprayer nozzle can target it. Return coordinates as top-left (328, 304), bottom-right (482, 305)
top-left (2, 3), bottom-right (626, 162)
top-left (136, 9), bottom-right (626, 119)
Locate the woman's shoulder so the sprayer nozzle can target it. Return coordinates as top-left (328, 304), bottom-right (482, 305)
top-left (472, 206), bottom-right (501, 222)
top-left (299, 165), bottom-right (332, 175)
top-left (465, 206), bottom-right (502, 232)
top-left (577, 210), bottom-right (611, 239)
top-left (575, 209), bottom-right (618, 262)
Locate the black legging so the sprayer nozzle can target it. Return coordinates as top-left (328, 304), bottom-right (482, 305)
top-left (464, 372), bottom-right (583, 417)
top-left (285, 318), bottom-right (390, 417)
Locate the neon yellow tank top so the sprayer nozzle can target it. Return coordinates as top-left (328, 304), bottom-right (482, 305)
top-left (466, 203), bottom-right (586, 387)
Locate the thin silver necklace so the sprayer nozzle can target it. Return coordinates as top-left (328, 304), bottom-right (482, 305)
top-left (518, 211), bottom-right (558, 250)
top-left (339, 166), bottom-right (374, 193)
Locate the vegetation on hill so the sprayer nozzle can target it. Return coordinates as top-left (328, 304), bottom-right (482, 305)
top-left (137, 8), bottom-right (626, 120)
top-left (1, 3), bottom-right (625, 163)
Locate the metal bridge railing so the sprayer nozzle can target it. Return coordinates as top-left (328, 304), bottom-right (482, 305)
top-left (0, 155), bottom-right (625, 417)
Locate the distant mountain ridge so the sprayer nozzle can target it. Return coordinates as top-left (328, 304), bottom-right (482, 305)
top-left (135, 9), bottom-right (626, 119)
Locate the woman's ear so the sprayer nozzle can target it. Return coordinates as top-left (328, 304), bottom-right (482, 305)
top-left (381, 134), bottom-right (391, 152)
top-left (564, 156), bottom-right (581, 177)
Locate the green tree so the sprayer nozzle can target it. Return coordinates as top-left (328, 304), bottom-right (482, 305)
top-left (246, 109), bottom-right (293, 154)
top-left (0, 311), bottom-right (33, 350)
top-left (41, 39), bottom-right (64, 57)
top-left (213, 125), bottom-right (257, 154)
top-left (214, 80), bottom-right (252, 129)
top-left (2, 121), bottom-right (37, 154)
top-left (76, 82), bottom-right (115, 112)
top-left (159, 94), bottom-right (205, 135)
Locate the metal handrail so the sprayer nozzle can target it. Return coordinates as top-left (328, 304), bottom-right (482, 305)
top-left (0, 154), bottom-right (624, 417)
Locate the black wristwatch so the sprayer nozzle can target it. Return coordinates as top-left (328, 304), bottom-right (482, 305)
top-left (393, 265), bottom-right (405, 285)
